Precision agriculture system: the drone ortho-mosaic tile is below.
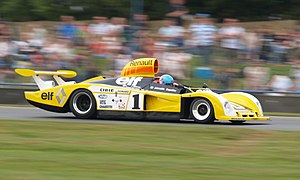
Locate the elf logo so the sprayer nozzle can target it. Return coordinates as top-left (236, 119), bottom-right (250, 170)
top-left (41, 92), bottom-right (54, 100)
top-left (116, 77), bottom-right (143, 87)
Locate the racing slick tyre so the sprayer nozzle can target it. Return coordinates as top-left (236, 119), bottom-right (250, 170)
top-left (69, 89), bottom-right (97, 119)
top-left (190, 98), bottom-right (215, 124)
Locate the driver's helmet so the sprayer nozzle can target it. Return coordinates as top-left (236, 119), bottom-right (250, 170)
top-left (159, 74), bottom-right (174, 85)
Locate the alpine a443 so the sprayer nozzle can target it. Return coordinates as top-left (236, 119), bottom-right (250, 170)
top-left (15, 58), bottom-right (269, 124)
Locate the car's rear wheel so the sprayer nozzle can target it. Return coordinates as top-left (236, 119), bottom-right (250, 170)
top-left (69, 89), bottom-right (96, 118)
top-left (190, 98), bottom-right (215, 124)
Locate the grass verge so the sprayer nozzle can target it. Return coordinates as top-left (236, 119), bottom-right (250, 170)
top-left (0, 120), bottom-right (300, 179)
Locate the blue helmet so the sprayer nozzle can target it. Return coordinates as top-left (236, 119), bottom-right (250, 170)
top-left (159, 74), bottom-right (174, 85)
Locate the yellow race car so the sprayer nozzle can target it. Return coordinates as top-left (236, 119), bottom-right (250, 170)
top-left (15, 58), bottom-right (269, 124)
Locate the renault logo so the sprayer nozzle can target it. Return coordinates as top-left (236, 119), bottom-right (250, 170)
top-left (56, 88), bottom-right (66, 104)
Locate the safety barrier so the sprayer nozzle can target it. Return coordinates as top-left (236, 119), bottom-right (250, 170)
top-left (1, 83), bottom-right (299, 113)
top-left (0, 83), bottom-right (37, 105)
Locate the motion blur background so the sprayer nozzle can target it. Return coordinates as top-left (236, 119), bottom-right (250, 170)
top-left (1, 2), bottom-right (300, 179)
top-left (0, 0), bottom-right (299, 91)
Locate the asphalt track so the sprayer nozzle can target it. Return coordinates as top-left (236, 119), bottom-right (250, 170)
top-left (1, 106), bottom-right (300, 131)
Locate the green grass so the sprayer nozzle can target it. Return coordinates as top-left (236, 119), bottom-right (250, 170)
top-left (0, 120), bottom-right (300, 179)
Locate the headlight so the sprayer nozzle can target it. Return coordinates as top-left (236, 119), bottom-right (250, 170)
top-left (224, 101), bottom-right (236, 116)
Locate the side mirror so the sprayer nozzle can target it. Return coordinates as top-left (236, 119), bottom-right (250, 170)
top-left (202, 83), bottom-right (208, 88)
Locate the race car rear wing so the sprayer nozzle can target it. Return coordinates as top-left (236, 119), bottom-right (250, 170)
top-left (15, 69), bottom-right (76, 90)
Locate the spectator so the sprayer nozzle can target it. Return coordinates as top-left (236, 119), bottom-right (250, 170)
top-left (74, 21), bottom-right (89, 46)
top-left (157, 18), bottom-right (185, 47)
top-left (110, 17), bottom-right (126, 36)
top-left (243, 62), bottom-right (270, 90)
top-left (241, 30), bottom-right (261, 61)
top-left (0, 36), bottom-right (11, 68)
top-left (270, 75), bottom-right (294, 92)
top-left (113, 52), bottom-right (132, 76)
top-left (88, 16), bottom-right (112, 37)
top-left (291, 60), bottom-right (300, 92)
top-left (218, 18), bottom-right (245, 64)
top-left (269, 33), bottom-right (292, 64)
top-left (126, 14), bottom-right (149, 54)
top-left (287, 32), bottom-right (300, 62)
top-left (29, 24), bottom-right (48, 48)
top-left (89, 36), bottom-right (108, 57)
top-left (258, 29), bottom-right (273, 62)
top-left (0, 19), bottom-right (11, 37)
top-left (58, 16), bottom-right (78, 41)
top-left (166, 0), bottom-right (189, 26)
top-left (157, 49), bottom-right (192, 79)
top-left (102, 17), bottom-right (124, 56)
top-left (188, 13), bottom-right (217, 65)
top-left (41, 38), bottom-right (75, 70)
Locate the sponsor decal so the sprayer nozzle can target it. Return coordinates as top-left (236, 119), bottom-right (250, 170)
top-left (149, 86), bottom-right (177, 93)
top-left (153, 86), bottom-right (165, 91)
top-left (118, 103), bottom-right (126, 109)
top-left (116, 77), bottom-right (143, 87)
top-left (166, 88), bottom-right (177, 92)
top-left (231, 118), bottom-right (245, 120)
top-left (100, 100), bottom-right (106, 105)
top-left (99, 88), bottom-right (114, 92)
top-left (117, 89), bottom-right (130, 94)
top-left (56, 88), bottom-right (66, 104)
top-left (98, 94), bottom-right (108, 99)
top-left (129, 59), bottom-right (153, 66)
top-left (100, 105), bottom-right (113, 108)
top-left (41, 92), bottom-right (54, 100)
top-left (112, 98), bottom-right (123, 103)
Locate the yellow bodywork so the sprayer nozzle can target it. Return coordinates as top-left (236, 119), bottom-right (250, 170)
top-left (23, 83), bottom-right (181, 112)
top-left (219, 92), bottom-right (269, 121)
top-left (15, 58), bottom-right (269, 122)
top-left (181, 90), bottom-right (269, 121)
top-left (23, 84), bottom-right (269, 121)
top-left (15, 69), bottom-right (77, 78)
top-left (144, 92), bottom-right (181, 112)
top-left (24, 84), bottom-right (89, 107)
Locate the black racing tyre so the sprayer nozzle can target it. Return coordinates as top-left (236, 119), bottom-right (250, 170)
top-left (190, 98), bottom-right (215, 124)
top-left (230, 120), bottom-right (245, 124)
top-left (69, 89), bottom-right (96, 119)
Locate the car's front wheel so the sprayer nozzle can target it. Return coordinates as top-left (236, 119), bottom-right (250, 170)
top-left (190, 98), bottom-right (215, 124)
top-left (69, 89), bottom-right (96, 119)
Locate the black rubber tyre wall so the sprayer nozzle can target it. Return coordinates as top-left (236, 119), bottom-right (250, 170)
top-left (69, 89), bottom-right (97, 119)
top-left (190, 98), bottom-right (215, 124)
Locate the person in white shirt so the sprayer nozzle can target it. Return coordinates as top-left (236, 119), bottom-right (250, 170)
top-left (218, 18), bottom-right (245, 63)
top-left (157, 18), bottom-right (184, 47)
top-left (88, 16), bottom-right (112, 37)
top-left (188, 13), bottom-right (217, 65)
top-left (0, 36), bottom-right (11, 68)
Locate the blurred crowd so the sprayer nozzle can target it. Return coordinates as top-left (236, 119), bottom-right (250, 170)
top-left (0, 0), bottom-right (299, 91)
